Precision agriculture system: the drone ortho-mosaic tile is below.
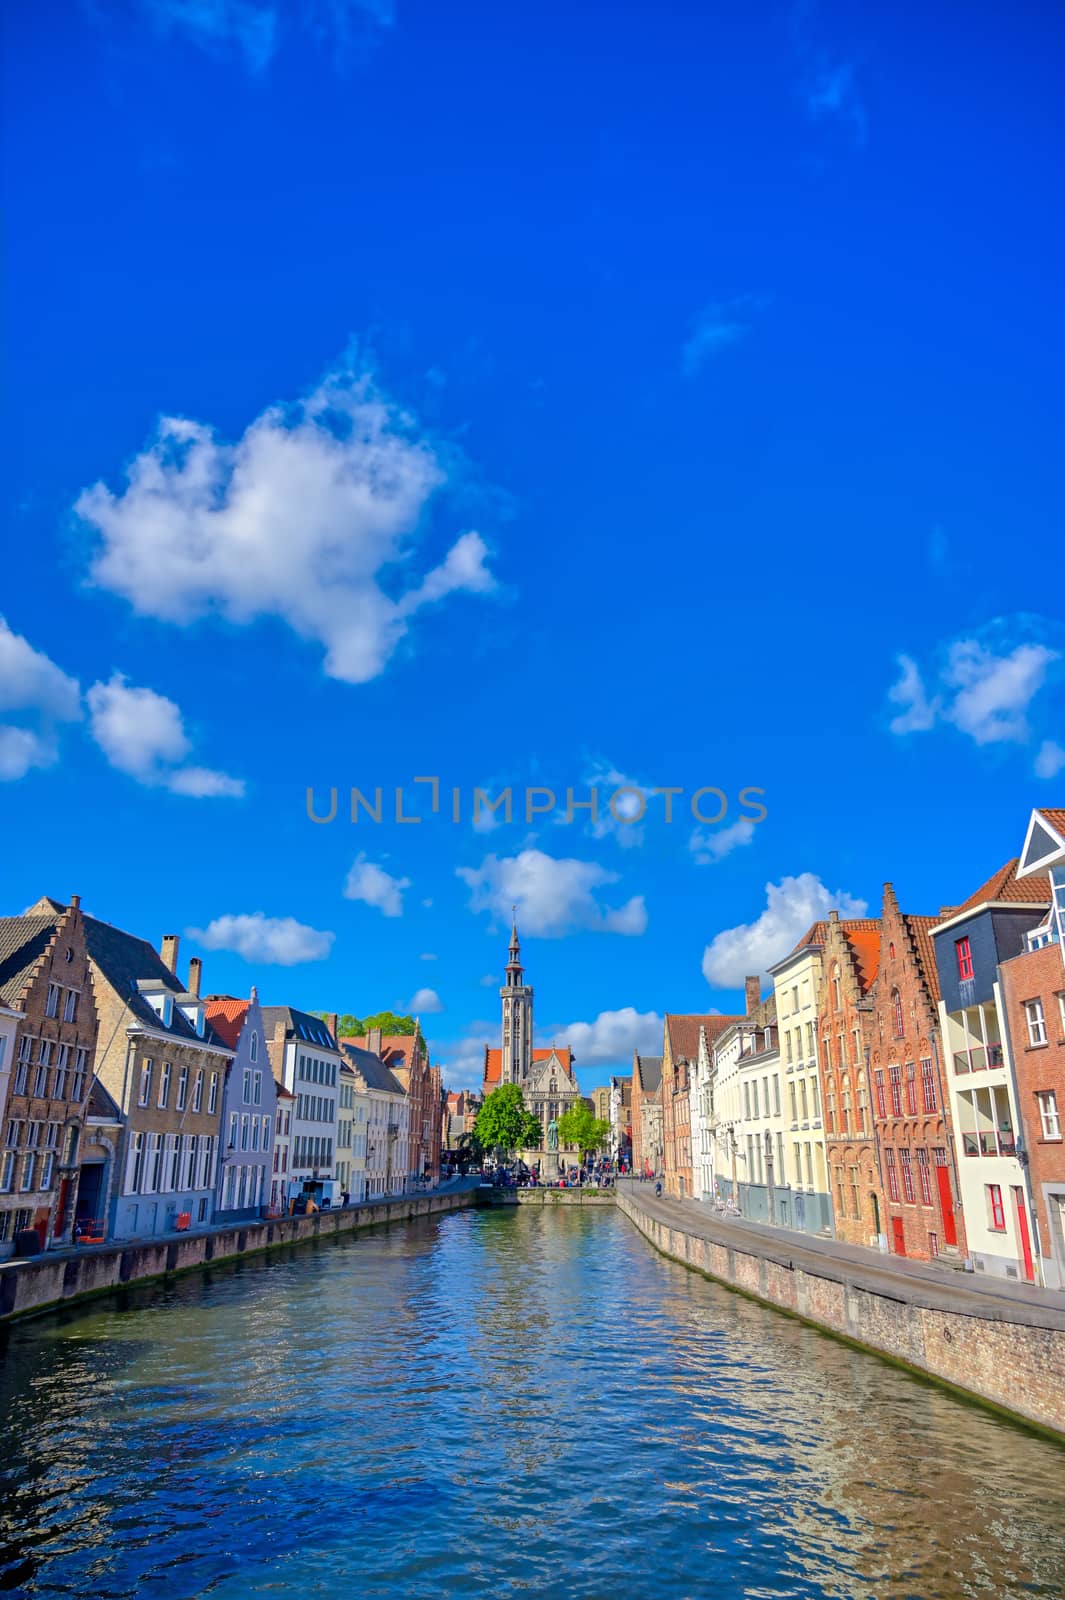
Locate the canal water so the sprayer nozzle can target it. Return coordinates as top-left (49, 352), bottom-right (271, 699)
top-left (1, 1207), bottom-right (1064, 1600)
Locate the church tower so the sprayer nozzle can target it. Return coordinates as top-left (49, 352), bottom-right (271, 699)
top-left (500, 914), bottom-right (533, 1085)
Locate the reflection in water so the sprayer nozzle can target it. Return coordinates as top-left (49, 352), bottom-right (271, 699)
top-left (0, 1208), bottom-right (1063, 1598)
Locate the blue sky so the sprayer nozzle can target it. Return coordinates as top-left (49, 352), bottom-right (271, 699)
top-left (2, 0), bottom-right (1062, 1092)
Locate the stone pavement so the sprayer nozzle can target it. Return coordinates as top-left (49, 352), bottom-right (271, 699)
top-left (618, 1180), bottom-right (1065, 1330)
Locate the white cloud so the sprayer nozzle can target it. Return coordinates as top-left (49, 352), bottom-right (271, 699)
top-left (702, 873), bottom-right (868, 989)
top-left (77, 361), bottom-right (496, 686)
top-left (888, 629), bottom-right (1060, 758)
top-left (682, 297), bottom-right (767, 377)
top-left (0, 617), bottom-right (82, 779)
top-left (457, 849), bottom-right (647, 938)
top-left (479, 973), bottom-right (498, 987)
top-left (406, 987), bottom-right (444, 1015)
top-left (576, 761), bottom-right (649, 848)
top-left (1036, 740), bottom-right (1065, 780)
top-left (436, 1028), bottom-right (492, 1093)
top-left (137, 0), bottom-right (393, 73)
top-left (419, 952), bottom-right (437, 961)
top-left (690, 817), bottom-right (756, 866)
top-left (543, 1007), bottom-right (664, 1068)
top-left (343, 853), bottom-right (410, 917)
top-left (86, 672), bottom-right (245, 797)
top-left (190, 912), bottom-right (335, 964)
top-left (888, 654), bottom-right (939, 734)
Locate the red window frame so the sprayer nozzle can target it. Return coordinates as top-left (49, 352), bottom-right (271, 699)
top-left (904, 1062), bottom-right (918, 1115)
top-left (988, 1183), bottom-right (1005, 1231)
top-left (900, 1148), bottom-right (916, 1203)
top-left (956, 937), bottom-right (974, 981)
top-left (916, 1148), bottom-right (932, 1205)
top-left (888, 1065), bottom-right (902, 1117)
top-left (885, 1149), bottom-right (900, 1202)
top-left (921, 1058), bottom-right (937, 1113)
top-left (873, 1069), bottom-right (886, 1119)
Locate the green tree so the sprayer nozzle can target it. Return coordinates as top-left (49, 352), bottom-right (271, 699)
top-left (314, 1010), bottom-right (416, 1039)
top-left (557, 1104), bottom-right (611, 1158)
top-left (476, 1084), bottom-right (535, 1157)
top-left (519, 1111), bottom-right (542, 1149)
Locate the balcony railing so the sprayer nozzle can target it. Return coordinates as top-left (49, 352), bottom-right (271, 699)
top-left (953, 1044), bottom-right (1004, 1075)
top-left (962, 1128), bottom-right (1017, 1157)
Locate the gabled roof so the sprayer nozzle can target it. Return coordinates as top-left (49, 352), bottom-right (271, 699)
top-left (842, 926), bottom-right (881, 994)
top-left (0, 915), bottom-right (59, 1007)
top-left (262, 1006), bottom-right (339, 1052)
top-left (900, 915), bottom-right (943, 1005)
top-left (665, 1014), bottom-right (741, 1062)
top-left (791, 917), bottom-right (881, 954)
top-left (204, 996), bottom-right (249, 1050)
top-left (339, 1040), bottom-right (406, 1096)
top-left (952, 857), bottom-right (1053, 914)
top-left (1018, 808), bottom-right (1065, 878)
top-left (634, 1053), bottom-right (663, 1095)
top-left (1, 902), bottom-right (228, 1048)
top-left (482, 1045), bottom-right (573, 1088)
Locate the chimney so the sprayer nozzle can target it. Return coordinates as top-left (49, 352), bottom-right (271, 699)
top-left (69, 894), bottom-right (81, 910)
top-left (188, 957), bottom-right (202, 998)
top-left (367, 1026), bottom-right (383, 1056)
top-left (161, 934), bottom-right (180, 972)
top-left (327, 1011), bottom-right (339, 1043)
top-left (745, 975), bottom-right (761, 1016)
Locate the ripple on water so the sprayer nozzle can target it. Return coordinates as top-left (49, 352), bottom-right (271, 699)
top-left (0, 1209), bottom-right (1064, 1599)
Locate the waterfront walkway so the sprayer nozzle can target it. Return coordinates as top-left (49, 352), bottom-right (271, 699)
top-left (618, 1181), bottom-right (1065, 1329)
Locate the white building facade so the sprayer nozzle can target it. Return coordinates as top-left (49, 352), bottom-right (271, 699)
top-left (263, 1007), bottom-right (343, 1205)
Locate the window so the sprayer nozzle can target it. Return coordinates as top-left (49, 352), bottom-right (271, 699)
top-left (177, 1065), bottom-right (189, 1111)
top-left (916, 1148), bottom-right (932, 1205)
top-left (241, 1114), bottom-right (250, 1151)
top-left (987, 1183), bottom-right (1005, 1231)
top-left (904, 1062), bottom-right (918, 1115)
top-left (209, 1073), bottom-right (219, 1114)
top-left (1025, 1000), bottom-right (1047, 1047)
top-left (888, 1065), bottom-right (902, 1117)
top-left (228, 1112), bottom-right (238, 1149)
top-left (885, 1150), bottom-right (899, 1202)
top-left (243, 1069), bottom-right (252, 1104)
top-left (832, 965), bottom-right (841, 1011)
top-left (892, 989), bottom-right (904, 1039)
top-left (32, 1065), bottom-right (47, 1097)
top-left (1037, 1091), bottom-right (1061, 1140)
top-left (27, 1122), bottom-right (42, 1148)
top-left (36, 1151), bottom-right (53, 1192)
top-left (889, 941), bottom-right (896, 961)
top-left (63, 989), bottom-right (78, 1022)
top-left (3, 1120), bottom-right (20, 1148)
top-left (13, 1060), bottom-right (28, 1096)
top-left (0, 1152), bottom-right (13, 1192)
top-left (900, 1149), bottom-right (915, 1203)
top-left (159, 1061), bottom-right (171, 1107)
top-left (45, 983), bottom-right (60, 1018)
top-left (1059, 993), bottom-right (1065, 1038)
top-left (799, 1079), bottom-right (809, 1121)
top-left (956, 938), bottom-right (974, 981)
top-left (250, 1030), bottom-right (258, 1063)
top-left (139, 1059), bottom-right (153, 1107)
top-left (929, 1232), bottom-right (939, 1257)
top-left (193, 1070), bottom-right (204, 1112)
top-left (20, 1152), bottom-right (36, 1191)
top-left (129, 1131), bottom-right (145, 1193)
top-left (53, 1064), bottom-right (68, 1101)
top-left (17, 1034), bottom-right (33, 1064)
top-left (921, 1059), bottom-right (938, 1113)
top-left (254, 1071), bottom-right (262, 1106)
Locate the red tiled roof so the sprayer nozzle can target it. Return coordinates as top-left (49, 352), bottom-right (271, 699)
top-left (482, 1045), bottom-right (574, 1088)
top-left (1036, 808), bottom-right (1065, 837)
top-left (843, 927), bottom-right (881, 994)
top-left (903, 915), bottom-right (943, 1005)
top-left (792, 917), bottom-right (881, 954)
top-left (665, 1013), bottom-right (742, 1062)
top-left (205, 996), bottom-right (248, 1049)
top-left (954, 859), bottom-right (1052, 915)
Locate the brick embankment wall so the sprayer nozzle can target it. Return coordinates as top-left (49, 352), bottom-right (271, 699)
top-left (513, 1187), bottom-right (615, 1206)
top-left (617, 1187), bottom-right (1065, 1439)
top-left (0, 1188), bottom-right (475, 1324)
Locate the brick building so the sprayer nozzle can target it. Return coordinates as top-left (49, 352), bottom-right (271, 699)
top-left (872, 886), bottom-right (965, 1262)
top-left (352, 1024), bottom-right (442, 1185)
top-left (662, 1014), bottom-right (737, 1199)
top-left (0, 896), bottom-right (99, 1255)
top-left (631, 1051), bottom-right (663, 1177)
top-left (1000, 941), bottom-right (1065, 1286)
top-left (816, 911), bottom-right (884, 1248)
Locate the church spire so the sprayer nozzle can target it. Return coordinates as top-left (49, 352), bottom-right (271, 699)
top-left (506, 908), bottom-right (523, 985)
top-left (500, 909), bottom-right (533, 1085)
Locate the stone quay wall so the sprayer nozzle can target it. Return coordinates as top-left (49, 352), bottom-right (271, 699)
top-left (617, 1186), bottom-right (1065, 1439)
top-left (0, 1187), bottom-right (476, 1324)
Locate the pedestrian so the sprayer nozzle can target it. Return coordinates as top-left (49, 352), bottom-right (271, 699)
top-left (342, 1189), bottom-right (350, 1208)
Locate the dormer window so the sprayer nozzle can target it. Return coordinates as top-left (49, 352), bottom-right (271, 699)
top-left (146, 992), bottom-right (174, 1027)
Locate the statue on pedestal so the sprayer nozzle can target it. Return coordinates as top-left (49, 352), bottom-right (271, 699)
top-left (546, 1119), bottom-right (559, 1152)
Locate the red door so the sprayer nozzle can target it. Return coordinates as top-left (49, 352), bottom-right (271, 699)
top-left (1013, 1187), bottom-right (1035, 1283)
top-left (936, 1165), bottom-right (958, 1247)
top-left (891, 1217), bottom-right (906, 1255)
